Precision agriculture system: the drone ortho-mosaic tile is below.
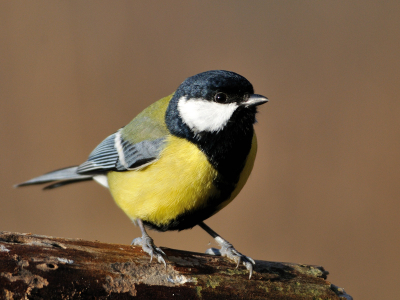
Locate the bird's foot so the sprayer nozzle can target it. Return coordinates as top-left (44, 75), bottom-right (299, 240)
top-left (132, 234), bottom-right (166, 268)
top-left (206, 236), bottom-right (255, 279)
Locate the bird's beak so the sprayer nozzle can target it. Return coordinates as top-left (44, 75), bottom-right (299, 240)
top-left (241, 94), bottom-right (269, 107)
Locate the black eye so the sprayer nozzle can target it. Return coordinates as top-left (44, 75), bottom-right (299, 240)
top-left (214, 93), bottom-right (227, 103)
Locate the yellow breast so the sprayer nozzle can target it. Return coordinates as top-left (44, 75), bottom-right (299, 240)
top-left (107, 133), bottom-right (258, 228)
top-left (107, 135), bottom-right (220, 227)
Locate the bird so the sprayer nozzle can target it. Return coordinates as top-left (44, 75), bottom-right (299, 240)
top-left (16, 70), bottom-right (268, 279)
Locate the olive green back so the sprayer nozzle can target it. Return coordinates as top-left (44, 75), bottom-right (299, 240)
top-left (121, 94), bottom-right (173, 144)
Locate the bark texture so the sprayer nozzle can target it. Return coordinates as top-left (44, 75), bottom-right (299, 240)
top-left (0, 231), bottom-right (352, 299)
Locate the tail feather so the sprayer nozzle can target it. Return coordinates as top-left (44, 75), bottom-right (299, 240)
top-left (15, 166), bottom-right (93, 189)
top-left (43, 178), bottom-right (94, 190)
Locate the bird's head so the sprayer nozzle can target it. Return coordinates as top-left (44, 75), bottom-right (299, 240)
top-left (166, 70), bottom-right (268, 137)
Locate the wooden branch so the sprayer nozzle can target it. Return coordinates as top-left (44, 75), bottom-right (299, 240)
top-left (0, 231), bottom-right (352, 299)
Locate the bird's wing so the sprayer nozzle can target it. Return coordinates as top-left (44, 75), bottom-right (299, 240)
top-left (76, 132), bottom-right (166, 174)
top-left (77, 94), bottom-right (173, 174)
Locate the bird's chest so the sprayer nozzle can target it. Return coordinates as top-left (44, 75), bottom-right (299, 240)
top-left (107, 136), bottom-right (221, 225)
top-left (195, 126), bottom-right (255, 185)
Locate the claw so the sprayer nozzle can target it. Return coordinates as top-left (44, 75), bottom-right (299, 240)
top-left (157, 253), bottom-right (167, 269)
top-left (247, 256), bottom-right (256, 265)
top-left (206, 237), bottom-right (255, 279)
top-left (131, 235), bottom-right (167, 268)
top-left (157, 247), bottom-right (166, 256)
top-left (131, 237), bottom-right (141, 245)
top-left (198, 222), bottom-right (255, 279)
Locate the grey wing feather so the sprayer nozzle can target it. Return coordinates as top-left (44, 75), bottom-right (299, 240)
top-left (77, 131), bottom-right (165, 174)
top-left (16, 131), bottom-right (166, 189)
top-left (115, 138), bottom-right (165, 170)
top-left (77, 133), bottom-right (119, 174)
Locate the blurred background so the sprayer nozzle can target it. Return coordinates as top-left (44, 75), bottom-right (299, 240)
top-left (1, 1), bottom-right (399, 299)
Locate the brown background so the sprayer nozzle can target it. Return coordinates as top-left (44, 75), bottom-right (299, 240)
top-left (1, 1), bottom-right (399, 299)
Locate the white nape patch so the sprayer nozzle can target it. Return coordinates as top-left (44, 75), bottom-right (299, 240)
top-left (177, 97), bottom-right (238, 133)
top-left (93, 175), bottom-right (109, 188)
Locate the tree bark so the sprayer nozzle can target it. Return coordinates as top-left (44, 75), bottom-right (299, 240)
top-left (0, 231), bottom-right (352, 299)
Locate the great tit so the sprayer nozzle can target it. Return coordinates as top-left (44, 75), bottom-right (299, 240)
top-left (16, 70), bottom-right (268, 278)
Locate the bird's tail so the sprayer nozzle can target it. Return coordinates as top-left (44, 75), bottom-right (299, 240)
top-left (15, 166), bottom-right (94, 190)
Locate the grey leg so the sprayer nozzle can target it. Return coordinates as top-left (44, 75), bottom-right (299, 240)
top-left (131, 219), bottom-right (166, 268)
top-left (199, 222), bottom-right (255, 279)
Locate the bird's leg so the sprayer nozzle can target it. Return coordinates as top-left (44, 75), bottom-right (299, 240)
top-left (131, 219), bottom-right (166, 268)
top-left (199, 221), bottom-right (255, 279)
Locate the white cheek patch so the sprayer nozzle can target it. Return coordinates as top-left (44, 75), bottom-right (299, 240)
top-left (177, 97), bottom-right (238, 133)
